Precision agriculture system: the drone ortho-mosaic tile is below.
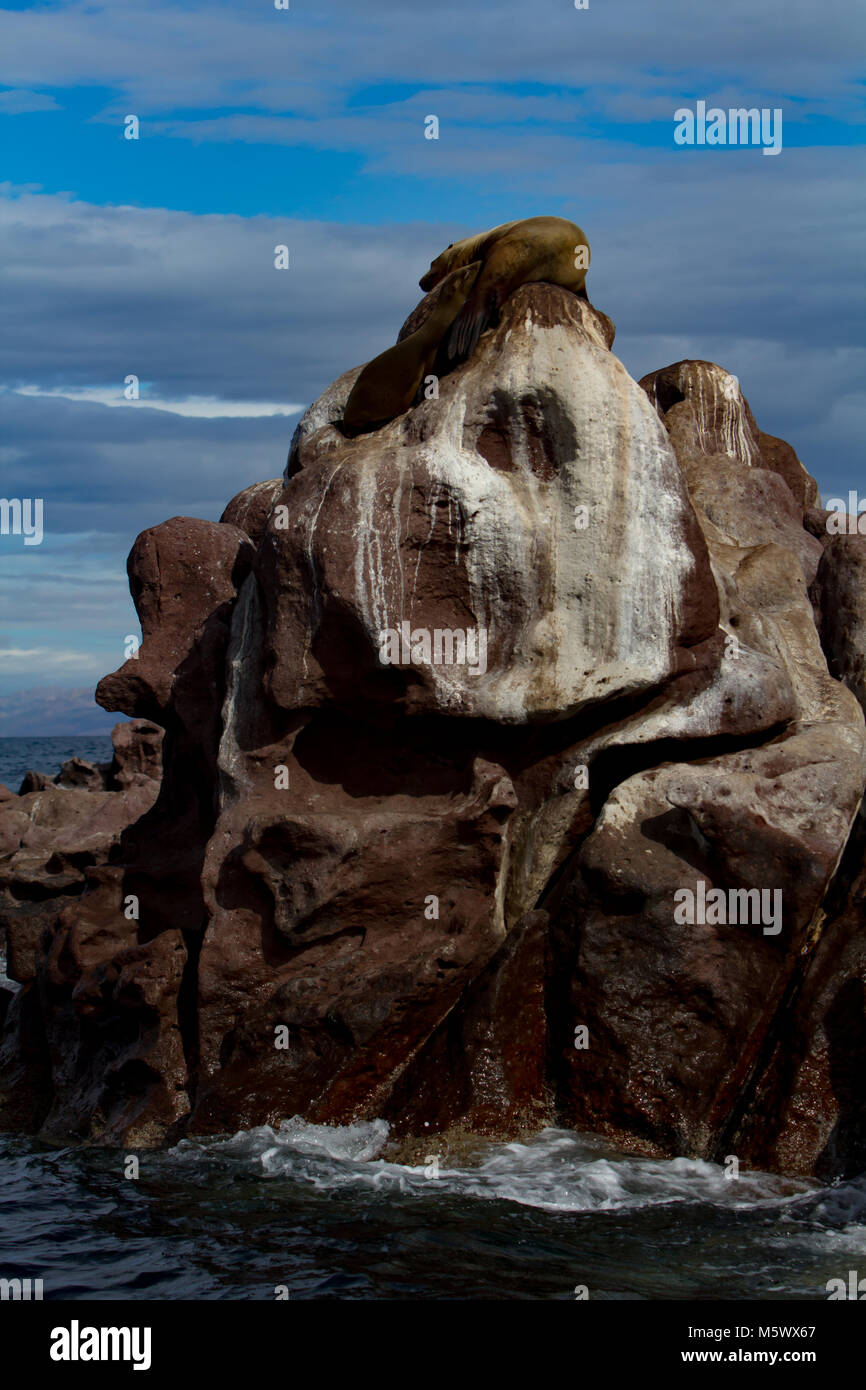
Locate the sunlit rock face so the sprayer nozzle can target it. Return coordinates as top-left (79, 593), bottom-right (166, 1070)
top-left (2, 285), bottom-right (864, 1183)
top-left (273, 286), bottom-right (718, 724)
top-left (640, 358), bottom-right (820, 512)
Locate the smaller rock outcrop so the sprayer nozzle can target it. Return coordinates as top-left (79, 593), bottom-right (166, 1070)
top-left (0, 719), bottom-right (164, 1132)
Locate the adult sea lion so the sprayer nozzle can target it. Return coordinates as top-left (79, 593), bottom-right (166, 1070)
top-left (419, 215), bottom-right (590, 365)
top-left (342, 260), bottom-right (482, 436)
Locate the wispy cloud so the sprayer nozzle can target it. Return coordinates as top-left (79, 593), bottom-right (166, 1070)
top-left (0, 88), bottom-right (61, 114)
top-left (14, 386), bottom-right (304, 418)
top-left (0, 647), bottom-right (93, 662)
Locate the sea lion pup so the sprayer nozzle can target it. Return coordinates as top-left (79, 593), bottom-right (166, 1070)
top-left (342, 261), bottom-right (482, 436)
top-left (419, 215), bottom-right (590, 366)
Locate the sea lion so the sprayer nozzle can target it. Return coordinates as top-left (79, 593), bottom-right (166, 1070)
top-left (419, 215), bottom-right (590, 366)
top-left (342, 260), bottom-right (482, 436)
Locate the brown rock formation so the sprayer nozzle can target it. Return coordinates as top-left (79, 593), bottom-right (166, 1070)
top-left (1, 287), bottom-right (863, 1181)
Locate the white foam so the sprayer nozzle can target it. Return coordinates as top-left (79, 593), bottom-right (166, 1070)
top-left (177, 1116), bottom-right (390, 1166)
top-left (171, 1119), bottom-right (859, 1223)
top-left (0, 943), bottom-right (19, 994)
top-left (784, 1174), bottom-right (866, 1230)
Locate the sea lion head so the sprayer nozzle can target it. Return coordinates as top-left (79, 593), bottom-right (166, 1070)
top-left (440, 260), bottom-right (483, 300)
top-left (419, 242), bottom-right (455, 292)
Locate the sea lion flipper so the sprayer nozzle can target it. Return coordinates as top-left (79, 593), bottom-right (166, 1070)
top-left (446, 282), bottom-right (502, 365)
top-left (445, 240), bottom-right (530, 364)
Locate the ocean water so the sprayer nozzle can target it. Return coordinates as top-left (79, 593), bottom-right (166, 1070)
top-left (0, 735), bottom-right (115, 794)
top-left (0, 1122), bottom-right (863, 1301)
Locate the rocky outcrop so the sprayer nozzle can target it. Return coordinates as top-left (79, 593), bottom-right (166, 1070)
top-left (0, 719), bottom-right (164, 1132)
top-left (220, 479), bottom-right (284, 547)
top-left (1, 284), bottom-right (863, 1178)
top-left (640, 359), bottom-right (820, 513)
top-left (812, 535), bottom-right (866, 717)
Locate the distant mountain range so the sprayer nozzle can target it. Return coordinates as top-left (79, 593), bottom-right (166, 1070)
top-left (0, 686), bottom-right (121, 737)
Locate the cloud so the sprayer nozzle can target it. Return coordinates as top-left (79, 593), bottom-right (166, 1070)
top-left (14, 385), bottom-right (304, 418)
top-left (0, 647), bottom-right (96, 665)
top-left (1, 0), bottom-right (862, 117)
top-left (0, 88), bottom-right (61, 114)
top-left (0, 389), bottom-right (291, 534)
top-left (0, 185), bottom-right (421, 405)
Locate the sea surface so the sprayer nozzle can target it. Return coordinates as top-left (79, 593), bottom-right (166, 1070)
top-left (0, 734), bottom-right (115, 794)
top-left (0, 1123), bottom-right (864, 1301)
top-left (1, 733), bottom-right (864, 1300)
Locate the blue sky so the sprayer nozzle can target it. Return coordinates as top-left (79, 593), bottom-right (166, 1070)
top-left (0, 0), bottom-right (864, 731)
